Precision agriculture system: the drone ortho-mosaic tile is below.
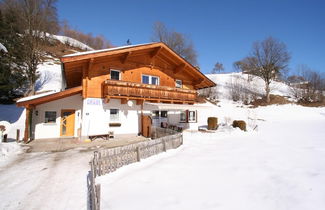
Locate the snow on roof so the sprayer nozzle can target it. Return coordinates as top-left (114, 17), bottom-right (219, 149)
top-left (16, 91), bottom-right (57, 103)
top-left (0, 43), bottom-right (8, 53)
top-left (62, 42), bottom-right (156, 58)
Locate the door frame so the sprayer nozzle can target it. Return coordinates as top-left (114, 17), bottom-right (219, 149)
top-left (60, 109), bottom-right (75, 137)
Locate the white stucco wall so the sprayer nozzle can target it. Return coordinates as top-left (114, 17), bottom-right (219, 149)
top-left (32, 94), bottom-right (83, 139)
top-left (163, 107), bottom-right (217, 130)
top-left (81, 98), bottom-right (142, 137)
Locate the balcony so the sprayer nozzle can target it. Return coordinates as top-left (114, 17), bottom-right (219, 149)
top-left (103, 80), bottom-right (197, 103)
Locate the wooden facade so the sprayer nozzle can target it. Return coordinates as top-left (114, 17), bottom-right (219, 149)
top-left (61, 43), bottom-right (215, 103)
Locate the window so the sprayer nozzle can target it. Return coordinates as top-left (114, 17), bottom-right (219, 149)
top-left (45, 111), bottom-right (56, 123)
top-left (110, 70), bottom-right (121, 80)
top-left (180, 111), bottom-right (187, 122)
top-left (180, 110), bottom-right (197, 123)
top-left (188, 111), bottom-right (197, 122)
top-left (110, 109), bottom-right (120, 121)
top-left (152, 110), bottom-right (168, 118)
top-left (142, 75), bottom-right (159, 85)
top-left (175, 79), bottom-right (182, 88)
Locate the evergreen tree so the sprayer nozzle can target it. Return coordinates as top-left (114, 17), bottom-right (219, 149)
top-left (0, 8), bottom-right (26, 103)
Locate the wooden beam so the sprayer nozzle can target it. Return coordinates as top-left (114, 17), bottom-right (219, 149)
top-left (88, 58), bottom-right (94, 73)
top-left (193, 78), bottom-right (204, 85)
top-left (150, 46), bottom-right (162, 59)
top-left (17, 86), bottom-right (82, 107)
top-left (136, 99), bottom-right (144, 105)
top-left (23, 107), bottom-right (31, 143)
top-left (121, 98), bottom-right (128, 104)
top-left (104, 96), bottom-right (110, 104)
top-left (120, 52), bottom-right (131, 64)
top-left (173, 63), bottom-right (186, 74)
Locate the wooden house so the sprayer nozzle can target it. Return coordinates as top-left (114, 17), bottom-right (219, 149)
top-left (17, 42), bottom-right (216, 142)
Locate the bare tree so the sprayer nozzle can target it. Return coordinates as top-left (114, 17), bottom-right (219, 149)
top-left (151, 21), bottom-right (198, 66)
top-left (1, 0), bottom-right (59, 95)
top-left (211, 62), bottom-right (224, 74)
top-left (291, 65), bottom-right (325, 103)
top-left (61, 20), bottom-right (112, 50)
top-left (234, 37), bottom-right (290, 103)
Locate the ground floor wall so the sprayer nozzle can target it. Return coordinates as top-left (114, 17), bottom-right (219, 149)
top-left (81, 98), bottom-right (142, 138)
top-left (31, 94), bottom-right (83, 139)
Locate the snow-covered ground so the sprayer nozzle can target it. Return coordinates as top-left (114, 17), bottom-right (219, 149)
top-left (96, 104), bottom-right (325, 210)
top-left (205, 73), bottom-right (292, 100)
top-left (0, 142), bottom-right (23, 161)
top-left (0, 147), bottom-right (93, 210)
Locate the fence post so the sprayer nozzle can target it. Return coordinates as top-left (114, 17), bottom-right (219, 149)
top-left (136, 147), bottom-right (141, 162)
top-left (96, 184), bottom-right (101, 210)
top-left (162, 139), bottom-right (166, 152)
top-left (89, 161), bottom-right (96, 210)
top-left (16, 129), bottom-right (20, 142)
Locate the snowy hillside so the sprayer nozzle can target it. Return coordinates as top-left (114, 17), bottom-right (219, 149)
top-left (0, 34), bottom-right (88, 140)
top-left (48, 33), bottom-right (94, 51)
top-left (205, 73), bottom-right (292, 101)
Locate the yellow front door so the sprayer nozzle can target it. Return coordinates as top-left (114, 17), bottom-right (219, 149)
top-left (60, 110), bottom-right (75, 137)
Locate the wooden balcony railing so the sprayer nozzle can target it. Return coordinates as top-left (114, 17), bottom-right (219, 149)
top-left (103, 80), bottom-right (197, 103)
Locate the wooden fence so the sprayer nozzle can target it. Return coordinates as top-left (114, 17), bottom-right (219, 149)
top-left (88, 132), bottom-right (183, 210)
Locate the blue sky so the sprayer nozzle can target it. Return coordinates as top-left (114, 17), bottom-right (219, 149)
top-left (57, 0), bottom-right (325, 75)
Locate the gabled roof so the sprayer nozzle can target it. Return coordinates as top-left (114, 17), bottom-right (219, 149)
top-left (61, 42), bottom-right (216, 89)
top-left (17, 86), bottom-right (82, 107)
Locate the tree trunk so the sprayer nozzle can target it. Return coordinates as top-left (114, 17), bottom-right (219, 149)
top-left (26, 82), bottom-right (35, 96)
top-left (265, 83), bottom-right (270, 103)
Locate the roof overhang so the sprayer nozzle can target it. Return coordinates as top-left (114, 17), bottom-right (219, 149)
top-left (60, 42), bottom-right (216, 89)
top-left (16, 86), bottom-right (82, 107)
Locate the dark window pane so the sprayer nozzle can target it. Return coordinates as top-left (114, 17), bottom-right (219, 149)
top-left (142, 75), bottom-right (149, 84)
top-left (111, 70), bottom-right (120, 80)
top-left (161, 111), bottom-right (167, 118)
top-left (45, 111), bottom-right (56, 123)
top-left (151, 77), bottom-right (158, 85)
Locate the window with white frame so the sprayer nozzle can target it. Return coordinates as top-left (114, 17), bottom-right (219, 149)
top-left (175, 79), bottom-right (182, 88)
top-left (45, 111), bottom-right (56, 123)
top-left (110, 69), bottom-right (121, 80)
top-left (110, 109), bottom-right (120, 121)
top-left (180, 111), bottom-right (187, 122)
top-left (180, 110), bottom-right (197, 123)
top-left (142, 75), bottom-right (159, 85)
top-left (188, 111), bottom-right (197, 122)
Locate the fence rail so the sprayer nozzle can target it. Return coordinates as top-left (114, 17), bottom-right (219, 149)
top-left (88, 132), bottom-right (183, 210)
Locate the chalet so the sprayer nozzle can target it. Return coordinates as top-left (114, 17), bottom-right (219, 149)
top-left (17, 42), bottom-right (216, 142)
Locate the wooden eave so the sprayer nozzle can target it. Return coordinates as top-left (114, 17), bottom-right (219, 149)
top-left (60, 42), bottom-right (216, 89)
top-left (16, 86), bottom-right (82, 107)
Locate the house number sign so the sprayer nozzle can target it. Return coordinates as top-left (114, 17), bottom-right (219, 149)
top-left (87, 98), bottom-right (102, 106)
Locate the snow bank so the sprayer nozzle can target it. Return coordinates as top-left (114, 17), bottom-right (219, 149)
top-left (0, 106), bottom-right (25, 141)
top-left (0, 42), bottom-right (8, 53)
top-left (0, 142), bottom-right (23, 161)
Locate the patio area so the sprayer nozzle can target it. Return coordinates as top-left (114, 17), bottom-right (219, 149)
top-left (27, 134), bottom-right (149, 152)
